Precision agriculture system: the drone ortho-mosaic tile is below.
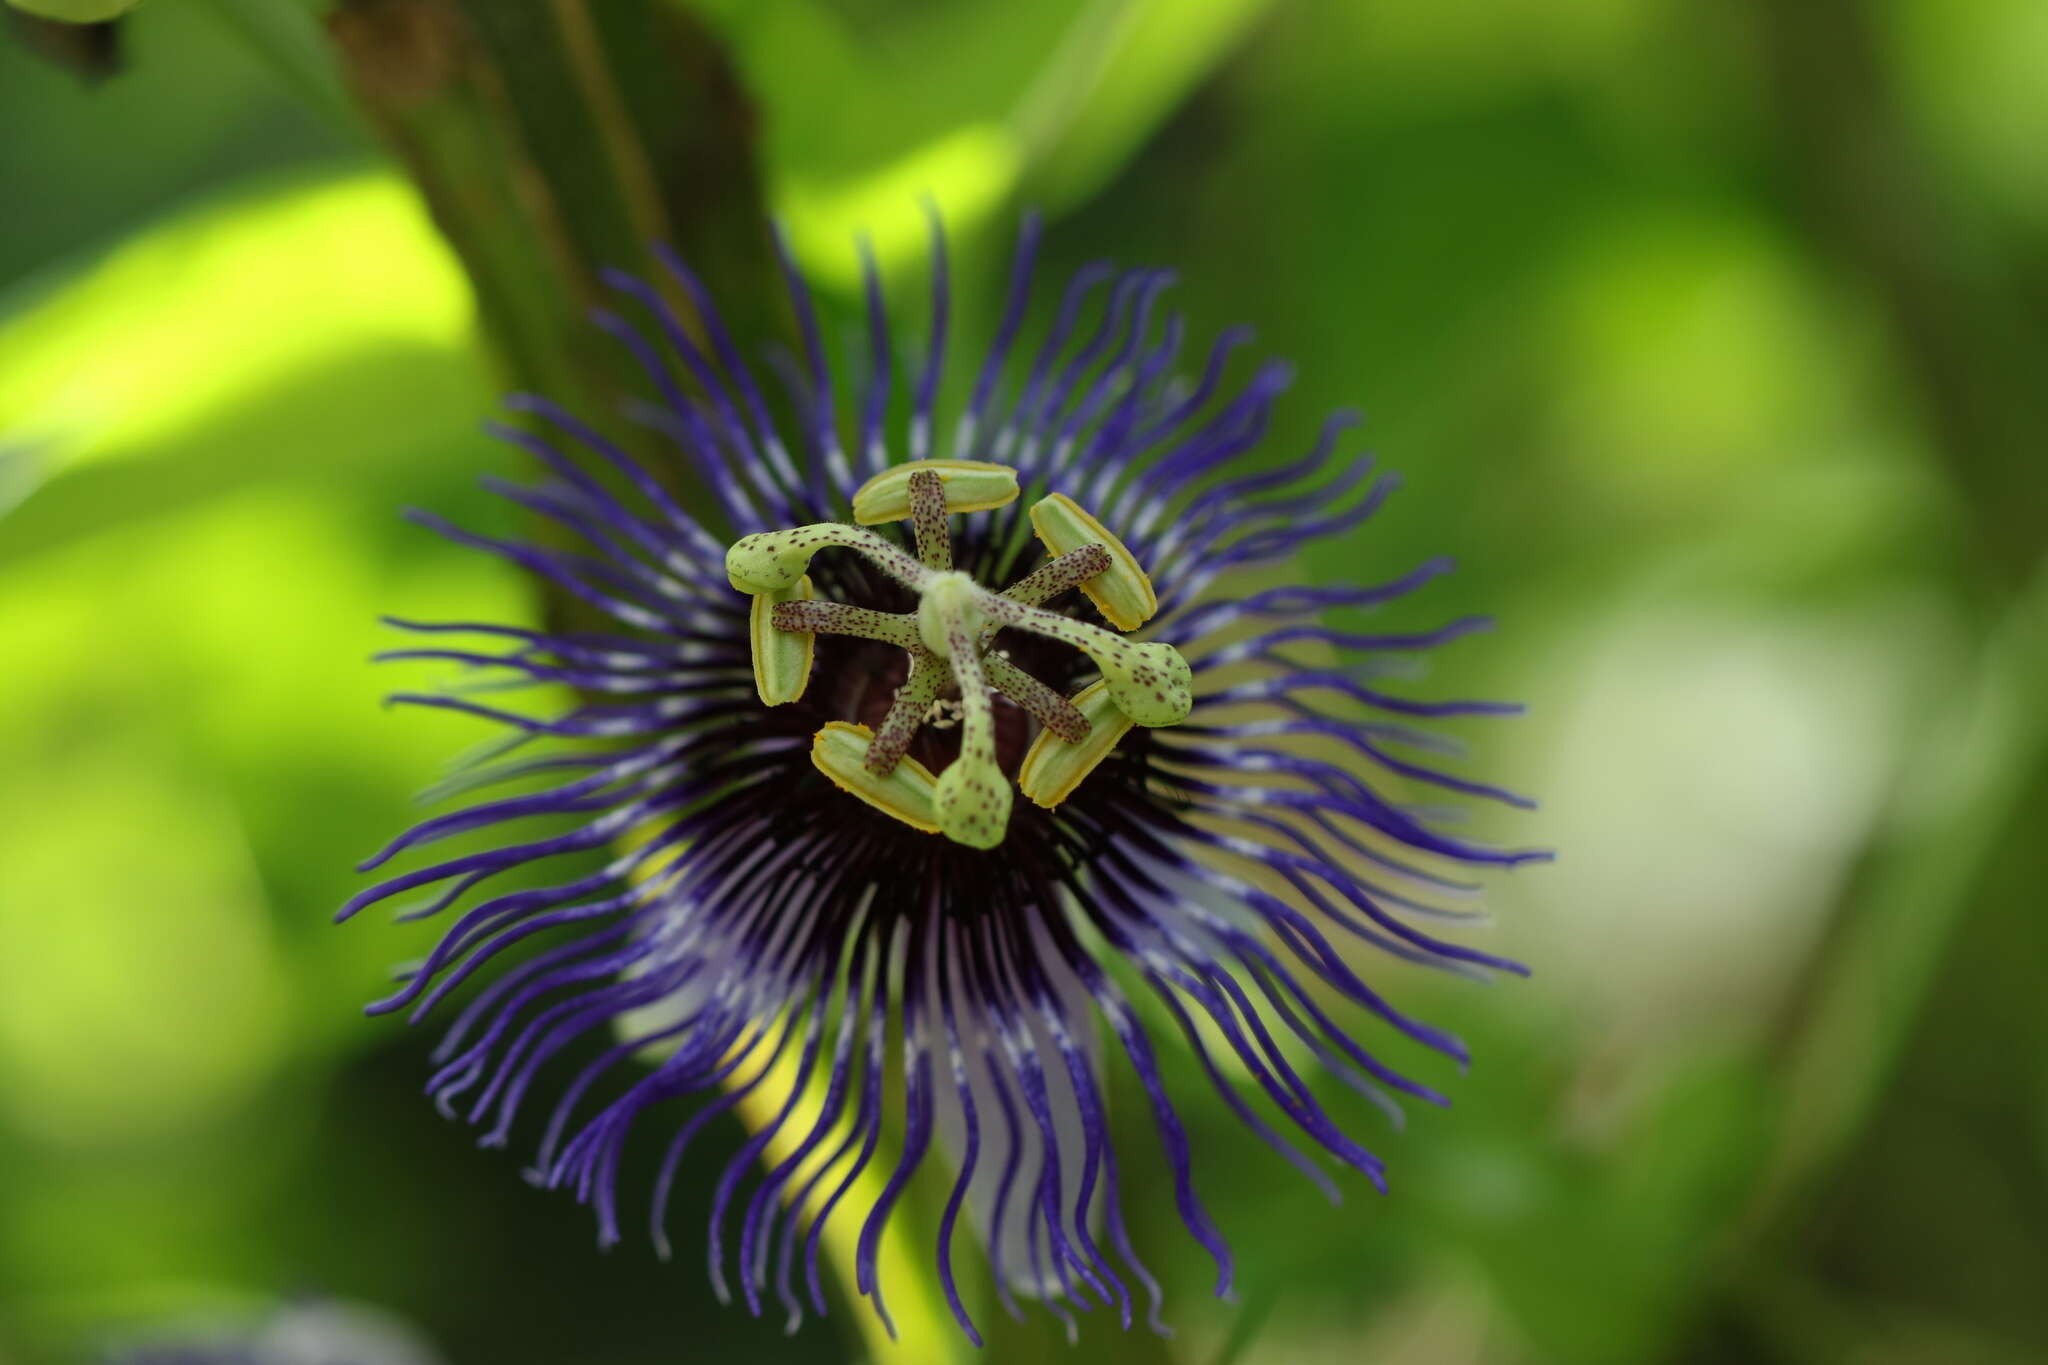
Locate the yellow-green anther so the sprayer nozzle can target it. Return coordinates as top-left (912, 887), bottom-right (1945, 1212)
top-left (1028, 492), bottom-right (1158, 631)
top-left (750, 575), bottom-right (815, 706)
top-left (727, 524), bottom-right (930, 595)
top-left (986, 655), bottom-right (1089, 743)
top-left (851, 459), bottom-right (1020, 526)
top-left (916, 572), bottom-right (986, 659)
top-left (1018, 680), bottom-right (1135, 809)
top-left (811, 722), bottom-right (941, 834)
top-left (978, 596), bottom-right (1193, 727)
top-left (865, 652), bottom-right (949, 776)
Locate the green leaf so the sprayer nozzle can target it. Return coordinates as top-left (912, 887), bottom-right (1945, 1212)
top-left (6, 0), bottom-right (143, 22)
top-left (689, 0), bottom-right (1278, 278)
top-left (0, 170), bottom-right (479, 564)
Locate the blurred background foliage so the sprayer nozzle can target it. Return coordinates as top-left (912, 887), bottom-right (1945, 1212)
top-left (1, 1), bottom-right (2043, 1363)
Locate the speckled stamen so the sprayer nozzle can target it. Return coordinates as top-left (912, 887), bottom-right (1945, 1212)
top-left (723, 463), bottom-right (1186, 845)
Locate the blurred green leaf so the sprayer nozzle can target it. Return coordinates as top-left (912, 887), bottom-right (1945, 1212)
top-left (7, 0), bottom-right (141, 21)
top-left (190, 0), bottom-right (358, 132)
top-left (688, 0), bottom-right (1276, 282)
top-left (1012, 0), bottom-right (1272, 208)
top-left (0, 170), bottom-right (529, 1086)
top-left (0, 171), bottom-right (472, 521)
top-left (0, 747), bottom-right (289, 1146)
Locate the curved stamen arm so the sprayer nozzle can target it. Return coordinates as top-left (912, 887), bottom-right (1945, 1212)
top-left (728, 523), bottom-right (933, 596)
top-left (865, 652), bottom-right (950, 776)
top-left (939, 619), bottom-right (995, 767)
top-left (1000, 544), bottom-right (1112, 608)
top-left (975, 592), bottom-right (1192, 727)
top-left (978, 544), bottom-right (1114, 658)
top-left (986, 656), bottom-right (1088, 743)
top-left (907, 468), bottom-right (953, 572)
top-left (772, 600), bottom-right (919, 651)
top-left (779, 596), bottom-right (1088, 750)
top-left (980, 591), bottom-right (1120, 656)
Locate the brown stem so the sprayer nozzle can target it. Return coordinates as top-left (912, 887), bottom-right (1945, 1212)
top-left (326, 0), bottom-right (779, 476)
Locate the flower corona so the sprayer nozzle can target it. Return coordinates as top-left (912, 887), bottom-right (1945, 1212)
top-left (343, 212), bottom-right (1547, 1344)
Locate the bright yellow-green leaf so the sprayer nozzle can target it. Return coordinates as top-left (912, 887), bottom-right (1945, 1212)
top-left (0, 173), bottom-right (469, 481)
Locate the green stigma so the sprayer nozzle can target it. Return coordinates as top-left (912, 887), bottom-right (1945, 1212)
top-left (725, 460), bottom-right (1192, 848)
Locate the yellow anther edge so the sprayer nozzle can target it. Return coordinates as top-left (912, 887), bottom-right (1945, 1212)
top-left (851, 460), bottom-right (1021, 525)
top-left (1017, 679), bottom-right (1135, 810)
top-left (810, 722), bottom-right (942, 834)
top-left (1028, 492), bottom-right (1158, 631)
top-left (750, 575), bottom-right (815, 706)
